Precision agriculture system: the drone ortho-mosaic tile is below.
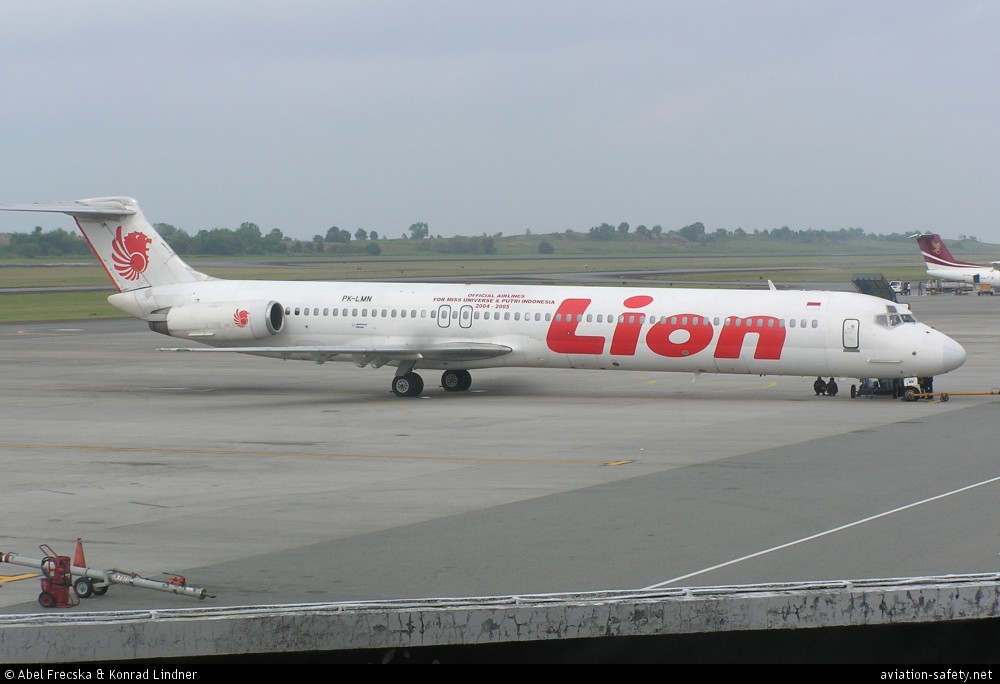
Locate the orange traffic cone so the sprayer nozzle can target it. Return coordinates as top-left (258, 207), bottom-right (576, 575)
top-left (73, 538), bottom-right (87, 568)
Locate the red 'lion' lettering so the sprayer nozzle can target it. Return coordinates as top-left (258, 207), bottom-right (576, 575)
top-left (544, 298), bottom-right (787, 360)
top-left (646, 314), bottom-right (714, 358)
top-left (546, 299), bottom-right (604, 354)
top-left (714, 316), bottom-right (786, 359)
top-left (610, 295), bottom-right (653, 355)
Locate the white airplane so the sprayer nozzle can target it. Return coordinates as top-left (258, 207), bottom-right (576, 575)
top-left (1, 197), bottom-right (966, 397)
top-left (912, 233), bottom-right (1000, 288)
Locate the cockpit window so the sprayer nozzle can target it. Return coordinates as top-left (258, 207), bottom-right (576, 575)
top-left (875, 305), bottom-right (918, 328)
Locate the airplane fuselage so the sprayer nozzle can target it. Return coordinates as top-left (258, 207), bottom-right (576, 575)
top-left (110, 279), bottom-right (965, 380)
top-left (925, 267), bottom-right (1000, 288)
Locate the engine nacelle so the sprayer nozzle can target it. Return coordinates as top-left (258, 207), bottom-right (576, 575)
top-left (150, 300), bottom-right (284, 342)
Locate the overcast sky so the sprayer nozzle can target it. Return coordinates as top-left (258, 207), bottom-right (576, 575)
top-left (1, 1), bottom-right (998, 242)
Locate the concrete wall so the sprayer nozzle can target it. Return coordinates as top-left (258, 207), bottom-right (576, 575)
top-left (2, 574), bottom-right (999, 662)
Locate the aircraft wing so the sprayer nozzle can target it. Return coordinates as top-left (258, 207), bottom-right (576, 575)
top-left (159, 341), bottom-right (513, 365)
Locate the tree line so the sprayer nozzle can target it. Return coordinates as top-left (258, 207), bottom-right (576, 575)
top-left (0, 219), bottom-right (981, 259)
top-left (585, 221), bottom-right (933, 245)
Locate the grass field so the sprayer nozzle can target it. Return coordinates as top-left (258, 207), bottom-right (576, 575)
top-left (0, 251), bottom-right (934, 324)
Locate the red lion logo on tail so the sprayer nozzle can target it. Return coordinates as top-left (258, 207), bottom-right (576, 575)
top-left (111, 226), bottom-right (152, 280)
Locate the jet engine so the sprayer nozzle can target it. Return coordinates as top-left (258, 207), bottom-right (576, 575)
top-left (149, 300), bottom-right (284, 342)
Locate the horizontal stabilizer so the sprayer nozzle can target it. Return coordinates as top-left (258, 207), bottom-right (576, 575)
top-left (0, 200), bottom-right (136, 218)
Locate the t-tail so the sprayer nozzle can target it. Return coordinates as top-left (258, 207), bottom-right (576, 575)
top-left (912, 232), bottom-right (983, 270)
top-left (0, 197), bottom-right (208, 291)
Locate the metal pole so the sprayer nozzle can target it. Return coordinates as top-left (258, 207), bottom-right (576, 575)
top-left (1, 551), bottom-right (208, 600)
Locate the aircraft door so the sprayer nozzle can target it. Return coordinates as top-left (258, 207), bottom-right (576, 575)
top-left (437, 305), bottom-right (452, 328)
top-left (842, 319), bottom-right (860, 350)
top-left (459, 305), bottom-right (473, 329)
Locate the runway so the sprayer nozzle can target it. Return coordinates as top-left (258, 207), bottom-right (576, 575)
top-left (0, 294), bottom-right (998, 613)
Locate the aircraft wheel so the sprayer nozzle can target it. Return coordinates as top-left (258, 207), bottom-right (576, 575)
top-left (850, 384), bottom-right (856, 399)
top-left (92, 585), bottom-right (109, 596)
top-left (392, 372), bottom-right (424, 397)
top-left (74, 577), bottom-right (94, 599)
top-left (38, 591), bottom-right (56, 608)
top-left (441, 370), bottom-right (472, 392)
top-left (902, 387), bottom-right (919, 402)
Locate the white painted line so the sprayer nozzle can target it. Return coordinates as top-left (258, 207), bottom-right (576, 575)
top-left (642, 473), bottom-right (1000, 590)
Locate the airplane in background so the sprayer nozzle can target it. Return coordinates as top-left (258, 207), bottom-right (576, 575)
top-left (0, 197), bottom-right (966, 397)
top-left (912, 232), bottom-right (1000, 288)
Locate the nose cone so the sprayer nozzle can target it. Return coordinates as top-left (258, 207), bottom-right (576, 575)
top-left (942, 336), bottom-right (967, 373)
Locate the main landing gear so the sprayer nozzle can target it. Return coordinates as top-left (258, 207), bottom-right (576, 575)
top-left (441, 369), bottom-right (472, 392)
top-left (390, 369), bottom-right (473, 397)
top-left (391, 372), bottom-right (424, 397)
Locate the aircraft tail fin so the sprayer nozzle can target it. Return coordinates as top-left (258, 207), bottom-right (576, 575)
top-left (912, 232), bottom-right (982, 270)
top-left (0, 197), bottom-right (209, 292)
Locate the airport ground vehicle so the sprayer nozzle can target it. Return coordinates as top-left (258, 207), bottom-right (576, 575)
top-left (850, 377), bottom-right (927, 401)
